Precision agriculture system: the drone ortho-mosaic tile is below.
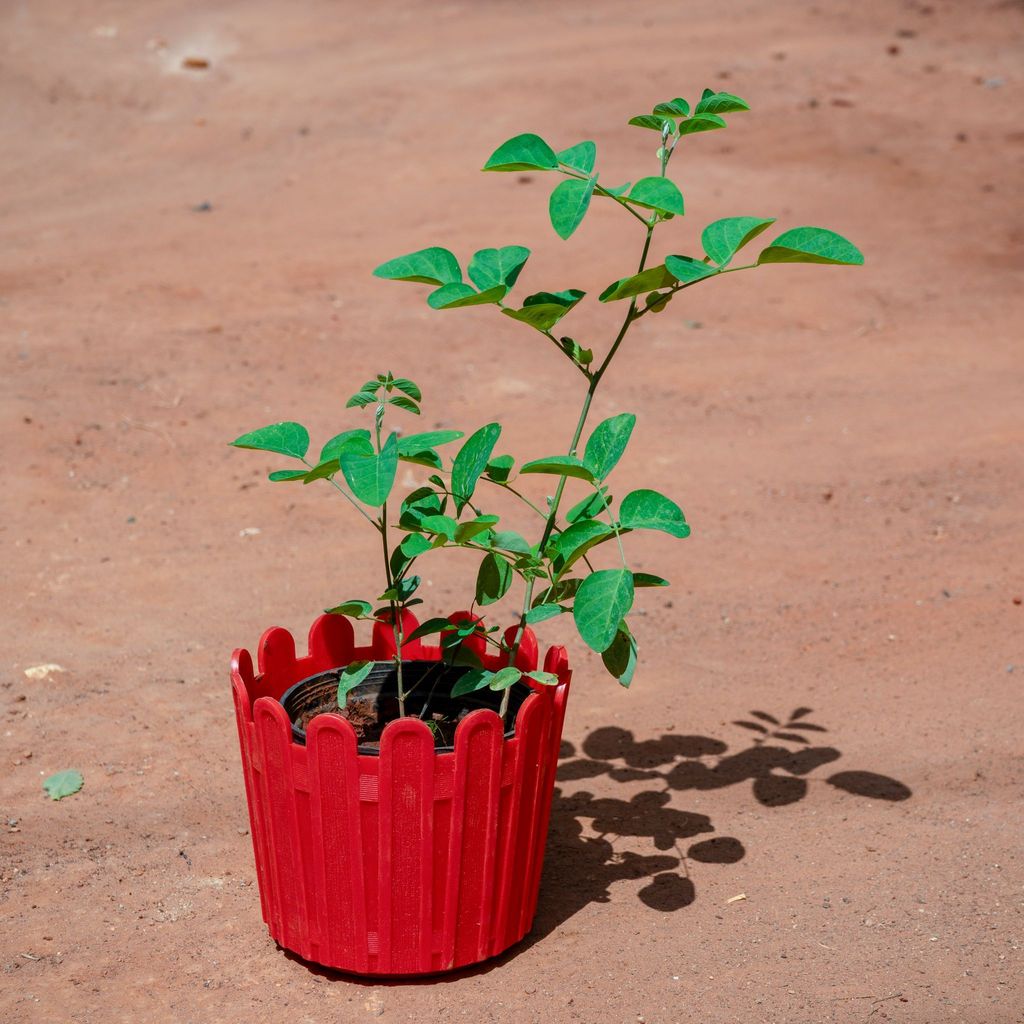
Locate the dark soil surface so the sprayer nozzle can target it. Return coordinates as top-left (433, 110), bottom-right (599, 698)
top-left (2, 2), bottom-right (1022, 1022)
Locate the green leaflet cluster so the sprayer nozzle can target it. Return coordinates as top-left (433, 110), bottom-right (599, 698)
top-left (234, 89), bottom-right (863, 717)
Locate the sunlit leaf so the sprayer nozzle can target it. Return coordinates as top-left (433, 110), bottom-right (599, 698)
top-left (483, 133), bottom-right (559, 172)
top-left (230, 422), bottom-right (309, 460)
top-left (758, 227), bottom-right (864, 266)
top-left (556, 140), bottom-right (597, 174)
top-left (372, 247), bottom-right (461, 286)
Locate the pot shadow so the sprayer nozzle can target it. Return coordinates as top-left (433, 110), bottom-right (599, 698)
top-left (279, 706), bottom-right (910, 984)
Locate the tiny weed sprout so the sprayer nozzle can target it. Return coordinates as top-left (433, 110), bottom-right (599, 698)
top-left (232, 92), bottom-right (862, 730)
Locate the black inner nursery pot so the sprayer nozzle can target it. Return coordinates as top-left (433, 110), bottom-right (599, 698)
top-left (279, 660), bottom-right (533, 754)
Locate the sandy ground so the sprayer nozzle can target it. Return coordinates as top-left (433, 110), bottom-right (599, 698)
top-left (2, 1), bottom-right (1023, 1021)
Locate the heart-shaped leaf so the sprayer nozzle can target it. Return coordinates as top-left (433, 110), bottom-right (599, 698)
top-left (468, 245), bottom-right (531, 291)
top-left (230, 422), bottom-right (309, 460)
top-left (373, 247), bottom-right (461, 286)
top-left (556, 140), bottom-right (597, 174)
top-left (701, 217), bottom-right (776, 267)
top-left (549, 176), bottom-right (597, 240)
top-left (627, 177), bottom-right (684, 216)
top-left (338, 432), bottom-right (398, 506)
top-left (483, 133), bottom-right (559, 172)
top-left (758, 227), bottom-right (864, 266)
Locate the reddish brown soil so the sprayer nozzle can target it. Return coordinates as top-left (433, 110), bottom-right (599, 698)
top-left (2, 2), bottom-right (1022, 1022)
top-left (296, 695), bottom-right (384, 744)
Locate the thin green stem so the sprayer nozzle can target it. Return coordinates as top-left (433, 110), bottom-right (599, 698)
top-left (500, 218), bottom-right (657, 719)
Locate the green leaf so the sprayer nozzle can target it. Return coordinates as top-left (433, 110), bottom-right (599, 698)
top-left (326, 599), bottom-right (373, 617)
top-left (524, 670), bottom-right (560, 686)
top-left (628, 114), bottom-right (674, 132)
top-left (428, 283), bottom-right (507, 309)
top-left (373, 247), bottom-right (461, 286)
top-left (524, 603), bottom-right (566, 625)
top-left (556, 140), bottom-right (596, 174)
top-left (520, 455), bottom-right (595, 482)
top-left (378, 575), bottom-right (421, 602)
top-left (451, 668), bottom-right (493, 697)
top-left (419, 514), bottom-right (459, 540)
top-left (43, 769), bottom-right (83, 801)
top-left (268, 469), bottom-right (307, 482)
top-left (483, 133), bottom-right (559, 172)
top-left (567, 487), bottom-right (610, 523)
top-left (338, 431), bottom-right (399, 507)
top-left (701, 217), bottom-right (776, 267)
top-left (337, 661), bottom-right (374, 706)
top-left (397, 448), bottom-right (441, 470)
top-left (619, 489), bottom-right (691, 538)
top-left (397, 430), bottom-right (463, 453)
top-left (320, 429), bottom-right (372, 463)
top-left (387, 394), bottom-right (421, 414)
top-left (345, 391), bottom-right (378, 409)
top-left (405, 617), bottom-right (456, 642)
top-left (399, 486), bottom-right (444, 529)
top-left (601, 182), bottom-right (632, 197)
top-left (602, 624), bottom-right (638, 687)
top-left (489, 529), bottom-right (532, 554)
top-left (230, 422), bottom-right (309, 460)
top-left (452, 423), bottom-right (501, 510)
top-left (501, 288), bottom-right (585, 331)
top-left (484, 454), bottom-right (514, 483)
top-left (476, 552), bottom-right (513, 605)
top-left (553, 518), bottom-right (614, 572)
top-left (653, 98), bottom-right (690, 117)
top-left (627, 177), bottom-right (684, 216)
top-left (584, 413), bottom-right (636, 479)
top-left (574, 569), bottom-right (635, 653)
top-left (533, 578), bottom-right (581, 608)
top-left (391, 377), bottom-right (421, 401)
top-left (454, 515), bottom-right (500, 543)
top-left (468, 245), bottom-right (531, 291)
top-left (599, 265), bottom-right (675, 302)
top-left (758, 227), bottom-right (864, 266)
top-left (488, 666), bottom-right (523, 691)
top-left (549, 176), bottom-right (597, 240)
top-left (677, 113), bottom-right (727, 136)
top-left (695, 89), bottom-right (750, 115)
top-left (634, 572), bottom-right (670, 588)
top-left (399, 533), bottom-right (433, 558)
top-left (665, 254), bottom-right (719, 284)
top-left (302, 459), bottom-right (340, 483)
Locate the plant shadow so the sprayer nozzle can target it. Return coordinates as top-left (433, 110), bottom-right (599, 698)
top-left (522, 706), bottom-right (911, 948)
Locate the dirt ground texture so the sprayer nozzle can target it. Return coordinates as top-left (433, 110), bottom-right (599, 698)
top-left (2, 0), bottom-right (1022, 1021)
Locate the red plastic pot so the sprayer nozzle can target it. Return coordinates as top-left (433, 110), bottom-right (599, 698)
top-left (230, 609), bottom-right (571, 976)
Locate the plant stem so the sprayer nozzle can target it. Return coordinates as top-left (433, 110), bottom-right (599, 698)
top-left (499, 219), bottom-right (657, 719)
top-left (380, 500), bottom-right (406, 717)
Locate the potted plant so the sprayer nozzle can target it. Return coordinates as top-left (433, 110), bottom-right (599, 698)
top-left (229, 90), bottom-right (862, 976)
